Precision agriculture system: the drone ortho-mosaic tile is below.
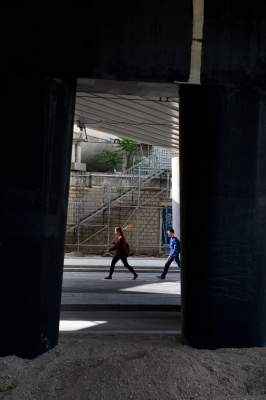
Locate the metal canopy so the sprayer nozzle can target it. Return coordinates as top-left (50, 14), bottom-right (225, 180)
top-left (74, 79), bottom-right (179, 151)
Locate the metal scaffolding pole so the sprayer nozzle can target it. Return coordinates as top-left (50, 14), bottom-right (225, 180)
top-left (107, 186), bottom-right (111, 247)
top-left (136, 165), bottom-right (141, 254)
top-left (66, 147), bottom-right (178, 253)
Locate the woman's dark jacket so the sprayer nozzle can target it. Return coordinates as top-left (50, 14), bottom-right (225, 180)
top-left (108, 236), bottom-right (128, 257)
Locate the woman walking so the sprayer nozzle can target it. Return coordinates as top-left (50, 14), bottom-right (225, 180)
top-left (104, 227), bottom-right (138, 280)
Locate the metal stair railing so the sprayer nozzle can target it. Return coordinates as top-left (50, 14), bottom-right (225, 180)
top-left (67, 147), bottom-right (178, 229)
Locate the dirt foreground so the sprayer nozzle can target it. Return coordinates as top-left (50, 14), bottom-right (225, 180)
top-left (0, 334), bottom-right (266, 399)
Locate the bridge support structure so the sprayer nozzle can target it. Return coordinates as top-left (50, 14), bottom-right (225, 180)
top-left (179, 84), bottom-right (266, 348)
top-left (0, 76), bottom-right (76, 358)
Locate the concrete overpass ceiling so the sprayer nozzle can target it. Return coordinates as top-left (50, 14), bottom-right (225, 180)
top-left (74, 79), bottom-right (179, 151)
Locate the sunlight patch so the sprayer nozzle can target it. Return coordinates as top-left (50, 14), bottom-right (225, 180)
top-left (120, 282), bottom-right (180, 295)
top-left (60, 320), bottom-right (107, 331)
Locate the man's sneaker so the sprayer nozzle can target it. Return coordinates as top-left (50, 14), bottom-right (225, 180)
top-left (132, 274), bottom-right (138, 280)
top-left (156, 275), bottom-right (165, 280)
top-left (104, 276), bottom-right (112, 279)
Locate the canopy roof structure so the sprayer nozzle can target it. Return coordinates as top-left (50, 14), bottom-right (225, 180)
top-left (74, 79), bottom-right (179, 151)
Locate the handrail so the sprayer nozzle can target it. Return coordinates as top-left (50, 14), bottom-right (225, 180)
top-left (67, 147), bottom-right (178, 227)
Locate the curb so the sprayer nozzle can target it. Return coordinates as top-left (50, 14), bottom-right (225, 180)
top-left (60, 304), bottom-right (181, 312)
top-left (63, 268), bottom-right (180, 273)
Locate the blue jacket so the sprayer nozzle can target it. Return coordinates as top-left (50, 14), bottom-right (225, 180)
top-left (169, 237), bottom-right (180, 257)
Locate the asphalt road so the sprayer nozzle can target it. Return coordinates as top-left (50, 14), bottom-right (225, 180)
top-left (60, 267), bottom-right (181, 334)
top-left (60, 310), bottom-right (181, 334)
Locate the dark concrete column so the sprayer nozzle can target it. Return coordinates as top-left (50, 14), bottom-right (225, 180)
top-left (0, 76), bottom-right (76, 358)
top-left (179, 84), bottom-right (266, 349)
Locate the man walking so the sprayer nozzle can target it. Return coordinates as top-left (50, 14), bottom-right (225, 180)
top-left (156, 228), bottom-right (180, 280)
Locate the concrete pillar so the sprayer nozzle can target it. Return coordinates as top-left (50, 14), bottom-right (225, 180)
top-left (179, 84), bottom-right (266, 349)
top-left (71, 144), bottom-right (76, 162)
top-left (76, 145), bottom-right (82, 163)
top-left (171, 157), bottom-right (180, 239)
top-left (0, 76), bottom-right (76, 358)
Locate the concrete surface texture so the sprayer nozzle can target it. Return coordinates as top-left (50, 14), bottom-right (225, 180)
top-left (61, 256), bottom-right (181, 334)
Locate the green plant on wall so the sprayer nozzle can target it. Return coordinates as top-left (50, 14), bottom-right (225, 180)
top-left (86, 166), bottom-right (98, 172)
top-left (99, 150), bottom-right (124, 169)
top-left (99, 138), bottom-right (141, 171)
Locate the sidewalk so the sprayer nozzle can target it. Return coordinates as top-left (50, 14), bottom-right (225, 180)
top-left (64, 255), bottom-right (180, 273)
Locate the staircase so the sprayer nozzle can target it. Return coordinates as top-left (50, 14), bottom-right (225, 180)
top-left (67, 147), bottom-right (178, 230)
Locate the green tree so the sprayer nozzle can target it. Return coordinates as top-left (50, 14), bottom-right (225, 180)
top-left (99, 150), bottom-right (123, 169)
top-left (114, 138), bottom-right (140, 169)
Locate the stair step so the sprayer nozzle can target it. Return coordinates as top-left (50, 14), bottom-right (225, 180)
top-left (67, 161), bottom-right (171, 229)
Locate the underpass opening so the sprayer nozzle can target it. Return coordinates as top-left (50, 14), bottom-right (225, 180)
top-left (61, 78), bottom-right (181, 333)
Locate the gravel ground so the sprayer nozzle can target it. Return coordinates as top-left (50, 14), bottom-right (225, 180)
top-left (0, 334), bottom-right (266, 400)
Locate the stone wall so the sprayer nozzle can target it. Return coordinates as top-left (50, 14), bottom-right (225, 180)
top-left (66, 173), bottom-right (171, 255)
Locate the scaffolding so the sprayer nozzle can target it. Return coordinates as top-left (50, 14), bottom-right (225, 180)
top-left (66, 147), bottom-right (178, 253)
